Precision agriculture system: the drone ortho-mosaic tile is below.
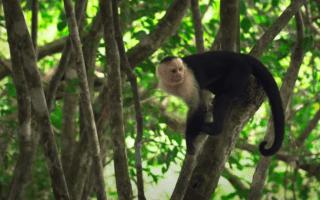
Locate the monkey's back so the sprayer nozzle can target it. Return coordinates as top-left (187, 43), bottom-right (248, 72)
top-left (181, 51), bottom-right (252, 94)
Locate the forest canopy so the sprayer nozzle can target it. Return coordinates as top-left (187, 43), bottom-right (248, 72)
top-left (0, 0), bottom-right (319, 199)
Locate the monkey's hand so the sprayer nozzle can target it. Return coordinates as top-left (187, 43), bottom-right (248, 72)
top-left (201, 122), bottom-right (223, 136)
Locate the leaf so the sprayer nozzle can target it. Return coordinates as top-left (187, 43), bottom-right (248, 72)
top-left (138, 59), bottom-right (154, 73)
top-left (133, 30), bottom-right (147, 41)
top-left (151, 174), bottom-right (158, 184)
top-left (272, 0), bottom-right (279, 7)
top-left (57, 21), bottom-right (67, 31)
top-left (57, 11), bottom-right (67, 31)
top-left (302, 35), bottom-right (313, 53)
top-left (241, 18), bottom-right (252, 33)
top-left (239, 0), bottom-right (247, 15)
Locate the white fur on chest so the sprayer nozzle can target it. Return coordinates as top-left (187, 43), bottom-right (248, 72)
top-left (159, 68), bottom-right (200, 110)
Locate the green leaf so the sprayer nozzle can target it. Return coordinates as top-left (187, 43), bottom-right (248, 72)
top-left (239, 0), bottom-right (247, 15)
top-left (302, 35), bottom-right (313, 53)
top-left (0, 15), bottom-right (5, 28)
top-left (241, 18), bottom-right (251, 33)
top-left (272, 0), bottom-right (279, 7)
top-left (57, 21), bottom-right (67, 31)
top-left (133, 30), bottom-right (147, 41)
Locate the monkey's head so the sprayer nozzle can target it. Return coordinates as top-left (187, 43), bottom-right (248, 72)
top-left (157, 57), bottom-right (185, 86)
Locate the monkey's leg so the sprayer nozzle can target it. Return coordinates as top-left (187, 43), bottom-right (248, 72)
top-left (185, 102), bottom-right (207, 155)
top-left (202, 94), bottom-right (233, 135)
top-left (205, 68), bottom-right (251, 135)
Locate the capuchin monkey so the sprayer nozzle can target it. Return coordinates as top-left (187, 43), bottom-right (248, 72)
top-left (157, 51), bottom-right (284, 156)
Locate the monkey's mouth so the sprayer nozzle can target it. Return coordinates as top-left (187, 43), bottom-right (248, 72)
top-left (171, 79), bottom-right (183, 83)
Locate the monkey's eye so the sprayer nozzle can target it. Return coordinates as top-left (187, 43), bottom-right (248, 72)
top-left (179, 68), bottom-right (182, 71)
top-left (172, 69), bottom-right (176, 73)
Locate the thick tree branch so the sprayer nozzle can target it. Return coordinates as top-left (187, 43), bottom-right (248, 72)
top-left (191, 0), bottom-right (205, 53)
top-left (220, 0), bottom-right (239, 51)
top-left (3, 0), bottom-right (69, 198)
top-left (4, 12), bottom-right (35, 199)
top-left (61, 60), bottom-right (78, 177)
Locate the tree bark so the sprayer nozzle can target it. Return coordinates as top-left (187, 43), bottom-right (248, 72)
top-left (3, 0), bottom-right (69, 198)
top-left (100, 0), bottom-right (133, 199)
top-left (63, 0), bottom-right (107, 199)
top-left (248, 10), bottom-right (305, 199)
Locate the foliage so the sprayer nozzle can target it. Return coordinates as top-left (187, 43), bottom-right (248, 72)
top-left (0, 0), bottom-right (319, 199)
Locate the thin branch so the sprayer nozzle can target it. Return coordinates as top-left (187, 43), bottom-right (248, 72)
top-left (201, 0), bottom-right (213, 19)
top-left (100, 0), bottom-right (133, 199)
top-left (46, 0), bottom-right (87, 113)
top-left (292, 108), bottom-right (320, 147)
top-left (65, 9), bottom-right (103, 200)
top-left (63, 0), bottom-right (107, 199)
top-left (248, 9), bottom-right (305, 200)
top-left (249, 0), bottom-right (307, 58)
top-left (31, 0), bottom-right (38, 59)
top-left (126, 0), bottom-right (190, 68)
top-left (223, 167), bottom-right (248, 192)
top-left (237, 143), bottom-right (320, 180)
top-left (0, 0), bottom-right (190, 81)
top-left (112, 0), bottom-right (145, 199)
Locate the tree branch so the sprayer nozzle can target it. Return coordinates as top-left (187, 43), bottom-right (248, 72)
top-left (100, 0), bottom-right (133, 198)
top-left (112, 0), bottom-right (146, 199)
top-left (3, 0), bottom-right (69, 198)
top-left (63, 0), bottom-right (107, 199)
top-left (248, 9), bottom-right (305, 200)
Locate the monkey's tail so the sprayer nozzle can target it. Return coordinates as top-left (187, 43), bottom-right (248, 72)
top-left (244, 55), bottom-right (285, 156)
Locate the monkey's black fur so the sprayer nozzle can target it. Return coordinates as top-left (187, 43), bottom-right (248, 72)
top-left (160, 51), bottom-right (284, 156)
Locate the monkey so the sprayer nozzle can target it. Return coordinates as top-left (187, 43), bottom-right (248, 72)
top-left (157, 51), bottom-right (284, 156)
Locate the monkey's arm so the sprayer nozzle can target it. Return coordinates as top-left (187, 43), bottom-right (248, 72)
top-left (185, 100), bottom-right (207, 155)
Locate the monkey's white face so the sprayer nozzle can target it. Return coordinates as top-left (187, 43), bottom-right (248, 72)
top-left (157, 58), bottom-right (185, 86)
